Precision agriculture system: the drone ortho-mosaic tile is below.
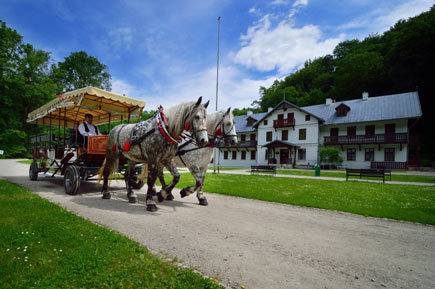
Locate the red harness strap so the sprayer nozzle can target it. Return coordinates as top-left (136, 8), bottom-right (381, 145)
top-left (157, 107), bottom-right (182, 144)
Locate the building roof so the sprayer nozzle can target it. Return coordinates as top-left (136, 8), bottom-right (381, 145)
top-left (253, 100), bottom-right (324, 128)
top-left (303, 91), bottom-right (422, 125)
top-left (234, 112), bottom-right (267, 133)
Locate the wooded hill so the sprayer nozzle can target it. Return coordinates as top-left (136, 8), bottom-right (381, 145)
top-left (234, 6), bottom-right (435, 165)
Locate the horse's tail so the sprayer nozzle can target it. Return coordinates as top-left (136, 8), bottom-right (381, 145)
top-left (138, 163), bottom-right (148, 181)
top-left (97, 155), bottom-right (119, 185)
top-left (97, 157), bottom-right (107, 184)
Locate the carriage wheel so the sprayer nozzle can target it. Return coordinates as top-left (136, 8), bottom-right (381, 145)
top-left (29, 160), bottom-right (38, 181)
top-left (64, 165), bottom-right (80, 195)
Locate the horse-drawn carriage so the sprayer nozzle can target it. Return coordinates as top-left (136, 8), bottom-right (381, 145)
top-left (26, 86), bottom-right (146, 195)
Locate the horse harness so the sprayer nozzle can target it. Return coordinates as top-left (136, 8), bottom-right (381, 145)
top-left (111, 106), bottom-right (201, 160)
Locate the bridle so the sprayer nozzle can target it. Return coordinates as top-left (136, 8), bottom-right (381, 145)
top-left (182, 104), bottom-right (208, 137)
top-left (213, 113), bottom-right (237, 141)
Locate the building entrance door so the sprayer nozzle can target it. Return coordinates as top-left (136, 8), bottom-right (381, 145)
top-left (280, 149), bottom-right (289, 165)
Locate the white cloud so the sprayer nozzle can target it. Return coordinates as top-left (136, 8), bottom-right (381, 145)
top-left (142, 65), bottom-right (276, 111)
top-left (339, 0), bottom-right (433, 35)
top-left (293, 0), bottom-right (308, 7)
top-left (235, 15), bottom-right (344, 74)
top-left (271, 0), bottom-right (290, 5)
top-left (108, 27), bottom-right (135, 50)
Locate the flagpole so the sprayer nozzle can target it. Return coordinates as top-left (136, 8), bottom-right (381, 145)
top-left (214, 16), bottom-right (221, 174)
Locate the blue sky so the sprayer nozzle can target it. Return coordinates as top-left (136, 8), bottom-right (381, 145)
top-left (0, 0), bottom-right (433, 111)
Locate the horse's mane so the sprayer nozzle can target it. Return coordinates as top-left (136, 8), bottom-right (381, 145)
top-left (164, 101), bottom-right (198, 136)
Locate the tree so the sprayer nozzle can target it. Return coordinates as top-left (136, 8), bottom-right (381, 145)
top-left (51, 51), bottom-right (112, 92)
top-left (319, 147), bottom-right (343, 168)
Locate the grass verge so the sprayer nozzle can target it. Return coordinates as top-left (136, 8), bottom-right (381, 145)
top-left (274, 169), bottom-right (435, 184)
top-left (163, 173), bottom-right (435, 225)
top-left (0, 180), bottom-right (222, 289)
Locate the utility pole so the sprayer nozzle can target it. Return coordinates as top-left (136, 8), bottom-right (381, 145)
top-left (214, 16), bottom-right (221, 174)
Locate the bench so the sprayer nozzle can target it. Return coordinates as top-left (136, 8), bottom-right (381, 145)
top-left (345, 168), bottom-right (391, 183)
top-left (251, 165), bottom-right (276, 176)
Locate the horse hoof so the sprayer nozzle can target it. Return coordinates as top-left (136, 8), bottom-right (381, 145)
top-left (129, 196), bottom-right (137, 203)
top-left (199, 199), bottom-right (208, 206)
top-left (180, 189), bottom-right (187, 198)
top-left (157, 192), bottom-right (164, 203)
top-left (146, 204), bottom-right (158, 212)
top-left (166, 193), bottom-right (174, 201)
top-left (102, 193), bottom-right (111, 199)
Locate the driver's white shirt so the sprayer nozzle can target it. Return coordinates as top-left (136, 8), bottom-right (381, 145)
top-left (78, 121), bottom-right (100, 136)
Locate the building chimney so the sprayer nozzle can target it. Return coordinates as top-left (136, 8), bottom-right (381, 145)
top-left (247, 110), bottom-right (253, 116)
top-left (326, 98), bottom-right (332, 105)
top-left (268, 107), bottom-right (273, 112)
top-left (362, 91), bottom-right (369, 100)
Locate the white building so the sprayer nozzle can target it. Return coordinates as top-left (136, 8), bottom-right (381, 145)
top-left (218, 91), bottom-right (422, 169)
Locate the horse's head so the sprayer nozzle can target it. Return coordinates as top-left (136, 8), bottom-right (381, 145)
top-left (185, 96), bottom-right (209, 147)
top-left (220, 107), bottom-right (237, 146)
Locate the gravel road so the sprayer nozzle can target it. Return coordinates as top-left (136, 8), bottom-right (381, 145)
top-left (1, 159), bottom-right (435, 289)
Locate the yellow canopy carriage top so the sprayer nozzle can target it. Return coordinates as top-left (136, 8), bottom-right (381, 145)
top-left (27, 86), bottom-right (146, 127)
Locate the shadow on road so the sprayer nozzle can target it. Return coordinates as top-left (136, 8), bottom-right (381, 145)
top-left (2, 174), bottom-right (197, 216)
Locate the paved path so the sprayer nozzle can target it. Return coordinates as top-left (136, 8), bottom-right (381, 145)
top-left (1, 160), bottom-right (435, 289)
top-left (211, 169), bottom-right (434, 186)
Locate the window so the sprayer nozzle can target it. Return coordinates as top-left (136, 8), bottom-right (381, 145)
top-left (305, 114), bottom-right (310, 121)
top-left (250, 133), bottom-right (256, 141)
top-left (330, 127), bottom-right (339, 136)
top-left (282, 130), bottom-right (288, 141)
top-left (264, 120), bottom-right (268, 126)
top-left (278, 114), bottom-right (284, 120)
top-left (266, 131), bottom-right (272, 142)
top-left (224, 151), bottom-right (228, 160)
top-left (385, 124), bottom-right (396, 134)
top-left (232, 151), bottom-right (237, 160)
top-left (365, 125), bottom-right (375, 135)
top-left (365, 148), bottom-right (374, 161)
top-left (347, 148), bottom-right (356, 161)
top-left (287, 112), bottom-right (294, 119)
top-left (241, 151), bottom-right (246, 160)
top-left (251, 150), bottom-right (256, 160)
top-left (298, 149), bottom-right (306, 160)
top-left (241, 134), bottom-right (246, 142)
top-left (347, 126), bottom-right (356, 136)
top-left (384, 148), bottom-right (395, 161)
top-left (299, 129), bottom-right (306, 140)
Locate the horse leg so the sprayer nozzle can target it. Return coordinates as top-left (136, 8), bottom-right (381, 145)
top-left (145, 165), bottom-right (159, 212)
top-left (180, 165), bottom-right (200, 198)
top-left (157, 160), bottom-right (179, 202)
top-left (196, 174), bottom-right (208, 206)
top-left (156, 169), bottom-right (174, 202)
top-left (125, 160), bottom-right (138, 203)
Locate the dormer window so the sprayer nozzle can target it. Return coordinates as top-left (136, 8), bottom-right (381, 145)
top-left (246, 116), bottom-right (256, 126)
top-left (335, 103), bottom-right (351, 117)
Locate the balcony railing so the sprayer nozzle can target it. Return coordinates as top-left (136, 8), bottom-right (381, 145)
top-left (235, 140), bottom-right (257, 147)
top-left (324, 133), bottom-right (408, 145)
top-left (273, 118), bottom-right (295, 128)
top-left (220, 140), bottom-right (257, 148)
top-left (371, 161), bottom-right (408, 170)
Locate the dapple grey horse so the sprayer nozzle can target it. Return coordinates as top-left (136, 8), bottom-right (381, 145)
top-left (99, 97), bottom-right (209, 212)
top-left (158, 108), bottom-right (237, 205)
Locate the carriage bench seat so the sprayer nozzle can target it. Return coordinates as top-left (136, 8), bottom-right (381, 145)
top-left (345, 168), bottom-right (391, 183)
top-left (251, 165), bottom-right (276, 176)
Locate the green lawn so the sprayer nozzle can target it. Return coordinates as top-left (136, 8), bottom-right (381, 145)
top-left (273, 169), bottom-right (435, 184)
top-left (0, 180), bottom-right (222, 289)
top-left (163, 173), bottom-right (435, 225)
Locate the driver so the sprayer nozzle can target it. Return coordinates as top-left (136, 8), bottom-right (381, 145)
top-left (78, 113), bottom-right (101, 136)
